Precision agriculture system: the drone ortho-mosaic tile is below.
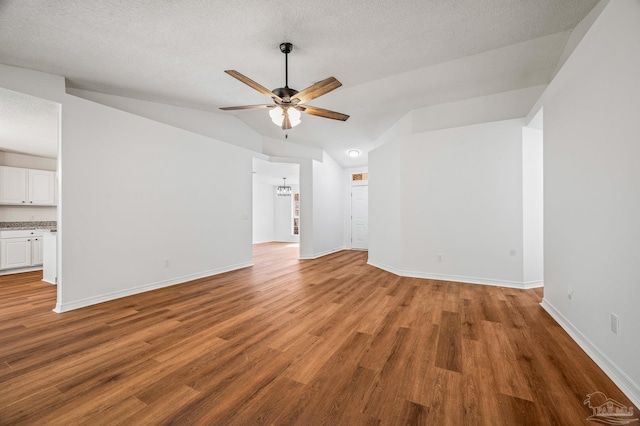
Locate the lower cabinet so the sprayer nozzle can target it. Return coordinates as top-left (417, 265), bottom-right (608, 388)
top-left (0, 230), bottom-right (43, 270)
top-left (32, 236), bottom-right (44, 266)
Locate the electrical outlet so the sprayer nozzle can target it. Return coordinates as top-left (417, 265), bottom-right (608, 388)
top-left (437, 253), bottom-right (443, 262)
top-left (164, 258), bottom-right (170, 267)
top-left (611, 313), bottom-right (620, 335)
top-left (568, 287), bottom-right (573, 300)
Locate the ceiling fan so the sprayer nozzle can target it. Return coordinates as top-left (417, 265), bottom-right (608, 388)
top-left (220, 42), bottom-right (349, 130)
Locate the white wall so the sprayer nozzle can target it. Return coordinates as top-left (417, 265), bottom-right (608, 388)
top-left (310, 152), bottom-right (345, 258)
top-left (402, 119), bottom-right (526, 286)
top-left (298, 152), bottom-right (345, 259)
top-left (371, 114), bottom-right (543, 286)
top-left (0, 152), bottom-right (56, 170)
top-left (368, 139), bottom-right (403, 271)
top-left (58, 93), bottom-right (253, 311)
top-left (298, 159), bottom-right (314, 258)
top-left (538, 0), bottom-right (640, 404)
top-left (0, 206), bottom-right (56, 222)
top-left (411, 85), bottom-right (546, 134)
top-left (274, 184), bottom-right (299, 243)
top-left (252, 179), bottom-right (274, 244)
top-left (67, 89), bottom-right (263, 153)
top-left (0, 64), bottom-right (66, 104)
top-left (370, 87), bottom-right (546, 288)
top-left (522, 126), bottom-right (543, 284)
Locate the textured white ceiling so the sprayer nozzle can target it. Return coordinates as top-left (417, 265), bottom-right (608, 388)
top-left (0, 0), bottom-right (599, 165)
top-left (0, 88), bottom-right (58, 158)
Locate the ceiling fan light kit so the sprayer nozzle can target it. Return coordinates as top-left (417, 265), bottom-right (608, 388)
top-left (270, 105), bottom-right (301, 128)
top-left (220, 42), bottom-right (349, 130)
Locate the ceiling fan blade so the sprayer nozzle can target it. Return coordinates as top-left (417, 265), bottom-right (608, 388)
top-left (224, 70), bottom-right (282, 102)
top-left (292, 77), bottom-right (342, 104)
top-left (219, 104), bottom-right (274, 111)
top-left (297, 105), bottom-right (349, 121)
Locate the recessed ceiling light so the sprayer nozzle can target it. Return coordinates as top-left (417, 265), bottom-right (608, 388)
top-left (348, 149), bottom-right (360, 158)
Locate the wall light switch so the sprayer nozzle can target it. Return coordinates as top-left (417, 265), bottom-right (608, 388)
top-left (611, 313), bottom-right (620, 335)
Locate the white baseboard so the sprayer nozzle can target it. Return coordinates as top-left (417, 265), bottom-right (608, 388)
top-left (367, 260), bottom-right (543, 289)
top-left (541, 298), bottom-right (640, 408)
top-left (0, 266), bottom-right (43, 276)
top-left (53, 261), bottom-right (253, 313)
top-left (299, 247), bottom-right (347, 260)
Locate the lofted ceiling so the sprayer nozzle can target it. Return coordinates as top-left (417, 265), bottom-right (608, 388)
top-left (0, 0), bottom-right (599, 167)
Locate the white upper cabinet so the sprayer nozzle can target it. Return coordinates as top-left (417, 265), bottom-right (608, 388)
top-left (0, 167), bottom-right (27, 204)
top-left (0, 166), bottom-right (56, 206)
top-left (28, 169), bottom-right (56, 205)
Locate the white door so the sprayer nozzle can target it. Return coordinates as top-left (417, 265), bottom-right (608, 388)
top-left (351, 185), bottom-right (369, 250)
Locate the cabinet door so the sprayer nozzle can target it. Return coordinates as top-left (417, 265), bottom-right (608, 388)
top-left (32, 237), bottom-right (44, 266)
top-left (28, 169), bottom-right (56, 205)
top-left (0, 238), bottom-right (32, 269)
top-left (0, 166), bottom-right (28, 204)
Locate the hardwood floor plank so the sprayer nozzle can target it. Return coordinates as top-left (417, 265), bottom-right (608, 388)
top-left (0, 385), bottom-right (64, 425)
top-left (482, 320), bottom-right (535, 401)
top-left (0, 243), bottom-right (636, 424)
top-left (83, 395), bottom-right (147, 425)
top-left (218, 376), bottom-right (305, 425)
top-left (460, 338), bottom-right (503, 426)
top-left (435, 310), bottom-right (462, 373)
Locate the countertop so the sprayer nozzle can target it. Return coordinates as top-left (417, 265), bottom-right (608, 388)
top-left (0, 221), bottom-right (57, 232)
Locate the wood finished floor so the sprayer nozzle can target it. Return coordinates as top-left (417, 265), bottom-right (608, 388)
top-left (0, 243), bottom-right (636, 425)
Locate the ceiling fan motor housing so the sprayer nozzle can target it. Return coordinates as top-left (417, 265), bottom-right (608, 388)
top-left (272, 86), bottom-right (298, 100)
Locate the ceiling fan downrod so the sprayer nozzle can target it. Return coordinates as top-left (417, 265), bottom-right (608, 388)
top-left (280, 42), bottom-right (293, 88)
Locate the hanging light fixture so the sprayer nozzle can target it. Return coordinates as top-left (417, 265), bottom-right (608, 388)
top-left (269, 106), bottom-right (301, 129)
top-left (277, 177), bottom-right (292, 196)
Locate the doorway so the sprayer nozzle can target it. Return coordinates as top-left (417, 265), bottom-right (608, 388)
top-left (251, 157), bottom-right (300, 258)
top-left (0, 87), bottom-right (60, 309)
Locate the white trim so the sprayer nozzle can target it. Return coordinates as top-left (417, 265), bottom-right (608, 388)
top-left (541, 298), bottom-right (640, 408)
top-left (299, 247), bottom-right (347, 260)
top-left (367, 260), bottom-right (543, 289)
top-left (367, 259), bottom-right (404, 276)
top-left (0, 266), bottom-right (43, 276)
top-left (53, 261), bottom-right (253, 313)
